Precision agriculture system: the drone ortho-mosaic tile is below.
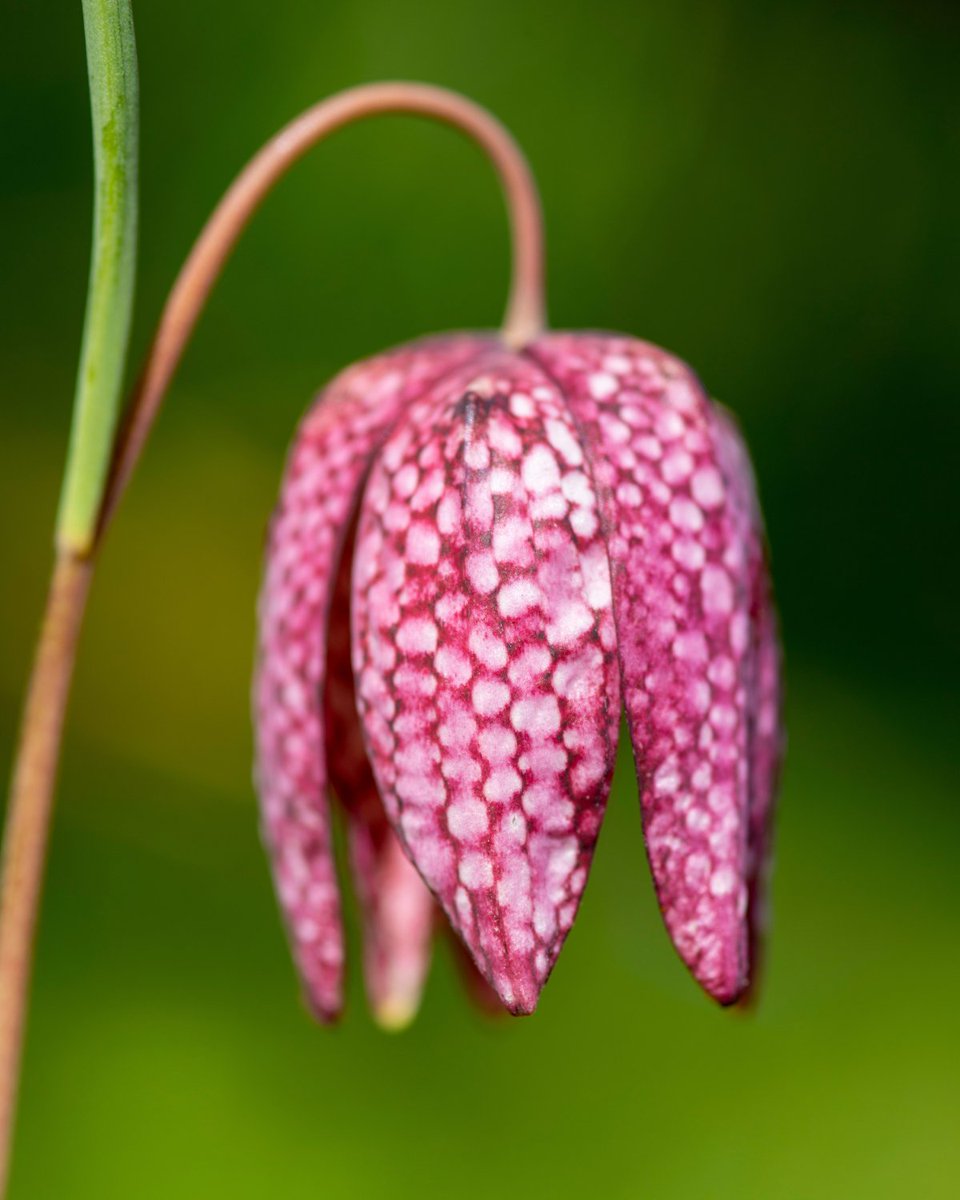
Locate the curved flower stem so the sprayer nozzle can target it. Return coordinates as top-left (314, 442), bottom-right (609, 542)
top-left (99, 80), bottom-right (545, 534)
top-left (0, 80), bottom-right (545, 1190)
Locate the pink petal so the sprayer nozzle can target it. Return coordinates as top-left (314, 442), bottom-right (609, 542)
top-left (532, 333), bottom-right (765, 1004)
top-left (324, 529), bottom-right (435, 1029)
top-left (352, 352), bottom-right (620, 1014)
top-left (254, 336), bottom-right (489, 1020)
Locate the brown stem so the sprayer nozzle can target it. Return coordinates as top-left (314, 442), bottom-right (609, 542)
top-left (0, 553), bottom-right (92, 1193)
top-left (99, 80), bottom-right (545, 535)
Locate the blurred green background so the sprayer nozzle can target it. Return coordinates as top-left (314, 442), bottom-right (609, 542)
top-left (2, 1), bottom-right (958, 1196)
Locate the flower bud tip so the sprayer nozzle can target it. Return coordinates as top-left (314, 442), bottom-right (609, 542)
top-left (372, 994), bottom-right (420, 1033)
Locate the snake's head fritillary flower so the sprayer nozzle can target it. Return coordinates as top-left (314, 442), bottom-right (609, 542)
top-left (255, 331), bottom-right (783, 1021)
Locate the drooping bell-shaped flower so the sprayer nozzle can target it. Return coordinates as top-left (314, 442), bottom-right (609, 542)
top-left (255, 330), bottom-right (782, 1020)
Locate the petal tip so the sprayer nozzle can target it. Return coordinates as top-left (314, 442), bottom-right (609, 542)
top-left (301, 991), bottom-right (343, 1026)
top-left (696, 957), bottom-right (750, 1008)
top-left (495, 974), bottom-right (542, 1017)
top-left (371, 993), bottom-right (421, 1033)
top-left (291, 939), bottom-right (345, 1025)
top-left (714, 981), bottom-right (749, 1009)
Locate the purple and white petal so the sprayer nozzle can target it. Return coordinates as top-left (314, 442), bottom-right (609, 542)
top-left (352, 352), bottom-right (620, 1014)
top-left (533, 333), bottom-right (761, 1004)
top-left (254, 336), bottom-right (488, 1019)
top-left (324, 530), bottom-right (436, 1028)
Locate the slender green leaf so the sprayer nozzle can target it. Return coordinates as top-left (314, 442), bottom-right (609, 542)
top-left (56, 0), bottom-right (138, 554)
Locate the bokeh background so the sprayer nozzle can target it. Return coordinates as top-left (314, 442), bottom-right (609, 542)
top-left (1, 1), bottom-right (958, 1196)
